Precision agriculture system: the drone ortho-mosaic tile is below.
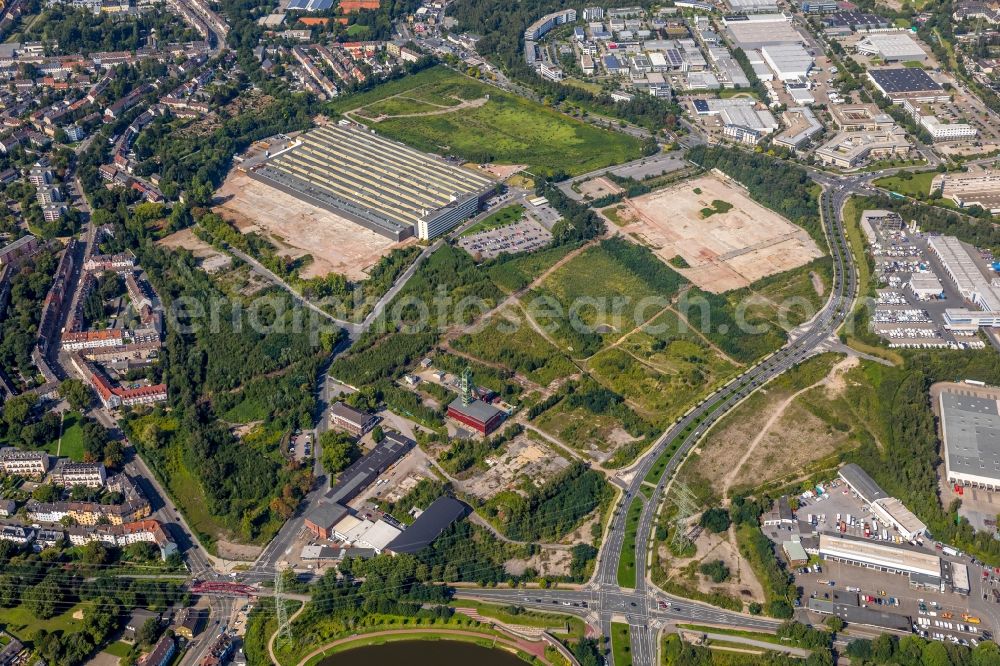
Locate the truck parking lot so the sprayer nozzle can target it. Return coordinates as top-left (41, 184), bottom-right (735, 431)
top-left (769, 475), bottom-right (1000, 642)
top-left (800, 559), bottom-right (996, 648)
top-left (867, 217), bottom-right (986, 349)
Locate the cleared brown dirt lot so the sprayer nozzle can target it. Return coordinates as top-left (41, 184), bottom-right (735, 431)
top-left (157, 228), bottom-right (232, 273)
top-left (212, 170), bottom-right (415, 280)
top-left (687, 356), bottom-right (858, 494)
top-left (458, 434), bottom-right (571, 501)
top-left (576, 176), bottom-right (624, 200)
top-left (657, 527), bottom-right (765, 602)
top-left (618, 174), bottom-right (823, 293)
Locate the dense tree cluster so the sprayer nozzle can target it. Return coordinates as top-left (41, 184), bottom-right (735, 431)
top-left (81, 273), bottom-right (125, 329)
top-left (0, 539), bottom-right (185, 663)
top-left (700, 508), bottom-right (732, 534)
top-left (731, 497), bottom-right (795, 619)
top-left (663, 633), bottom-right (834, 666)
top-left (699, 559), bottom-right (731, 583)
top-left (130, 92), bottom-right (317, 206)
top-left (570, 543), bottom-right (598, 580)
top-left (846, 632), bottom-right (1000, 666)
top-left (318, 431), bottom-right (360, 476)
top-left (23, 5), bottom-right (200, 54)
top-left (777, 621), bottom-right (832, 650)
top-left (538, 180), bottom-right (608, 239)
top-left (480, 462), bottom-right (612, 542)
top-left (414, 518), bottom-right (526, 583)
top-left (329, 333), bottom-right (438, 387)
top-left (122, 242), bottom-right (323, 541)
top-left (0, 249), bottom-right (57, 390)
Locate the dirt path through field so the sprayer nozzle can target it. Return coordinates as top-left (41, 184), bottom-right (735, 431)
top-left (442, 237), bottom-right (602, 348)
top-left (668, 303), bottom-right (744, 367)
top-left (349, 95), bottom-right (489, 123)
top-left (720, 356), bottom-right (858, 500)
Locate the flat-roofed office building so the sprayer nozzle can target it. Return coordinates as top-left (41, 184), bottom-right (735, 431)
top-left (250, 124), bottom-right (496, 240)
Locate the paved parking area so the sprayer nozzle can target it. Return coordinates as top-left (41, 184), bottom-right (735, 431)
top-left (458, 219), bottom-right (553, 259)
top-left (289, 431), bottom-right (314, 462)
top-left (868, 221), bottom-right (985, 349)
top-left (610, 151), bottom-right (688, 180)
top-left (940, 478), bottom-right (1000, 533)
top-left (800, 559), bottom-right (993, 647)
top-left (525, 202), bottom-right (563, 230)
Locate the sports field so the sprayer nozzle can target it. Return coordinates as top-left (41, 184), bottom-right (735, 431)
top-left (618, 174), bottom-right (824, 293)
top-left (333, 66), bottom-right (642, 176)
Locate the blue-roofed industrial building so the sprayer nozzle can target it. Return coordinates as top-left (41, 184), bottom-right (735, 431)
top-left (603, 54), bottom-right (624, 74)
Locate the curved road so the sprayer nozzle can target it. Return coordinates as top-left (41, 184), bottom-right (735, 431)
top-left (457, 179), bottom-right (861, 665)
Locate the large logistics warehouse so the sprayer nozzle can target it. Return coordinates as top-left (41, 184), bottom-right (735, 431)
top-left (856, 33), bottom-right (927, 62)
top-left (940, 387), bottom-right (1000, 490)
top-left (928, 236), bottom-right (1000, 330)
top-left (724, 14), bottom-right (804, 50)
top-left (249, 124), bottom-right (496, 241)
top-left (819, 534), bottom-right (943, 586)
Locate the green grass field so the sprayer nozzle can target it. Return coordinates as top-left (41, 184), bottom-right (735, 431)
top-left (532, 241), bottom-right (683, 357)
top-left (718, 90), bottom-right (759, 100)
top-left (534, 401), bottom-right (631, 455)
top-left (451, 306), bottom-right (579, 386)
top-left (460, 204), bottom-right (525, 238)
top-left (588, 343), bottom-right (736, 426)
top-left (0, 602), bottom-right (89, 640)
top-left (38, 411), bottom-right (85, 461)
top-left (611, 622), bottom-right (633, 666)
top-left (156, 439), bottom-right (230, 546)
top-left (677, 624), bottom-right (784, 644)
top-left (750, 257), bottom-right (832, 329)
top-left (617, 495), bottom-right (645, 588)
top-left (486, 243), bottom-right (580, 293)
top-left (102, 641), bottom-right (134, 658)
top-left (448, 600), bottom-right (586, 637)
top-left (873, 171), bottom-right (938, 199)
top-left (221, 395), bottom-right (269, 423)
top-left (361, 96), bottom-right (446, 117)
top-left (841, 197), bottom-right (872, 300)
top-left (333, 66), bottom-right (642, 176)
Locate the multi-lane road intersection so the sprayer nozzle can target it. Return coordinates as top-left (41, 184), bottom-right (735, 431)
top-left (450, 176), bottom-right (862, 664)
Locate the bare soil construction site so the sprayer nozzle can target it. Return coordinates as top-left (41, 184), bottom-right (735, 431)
top-left (616, 174), bottom-right (823, 292)
top-left (212, 170), bottom-right (414, 281)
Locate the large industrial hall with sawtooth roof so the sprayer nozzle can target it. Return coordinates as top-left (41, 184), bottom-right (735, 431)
top-left (248, 123), bottom-right (496, 241)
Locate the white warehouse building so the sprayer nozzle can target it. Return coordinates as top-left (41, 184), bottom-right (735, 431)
top-left (856, 32), bottom-right (927, 63)
top-left (837, 464), bottom-right (928, 541)
top-left (940, 388), bottom-right (1000, 491)
top-left (761, 43), bottom-right (814, 81)
top-left (819, 534), bottom-right (942, 583)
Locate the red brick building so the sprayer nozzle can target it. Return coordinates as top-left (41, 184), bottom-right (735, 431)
top-left (446, 397), bottom-right (505, 436)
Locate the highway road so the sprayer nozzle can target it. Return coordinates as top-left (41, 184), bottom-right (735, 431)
top-left (448, 175), bottom-right (861, 664)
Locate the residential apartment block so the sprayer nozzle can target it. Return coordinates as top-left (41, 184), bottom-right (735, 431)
top-left (0, 448), bottom-right (49, 478)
